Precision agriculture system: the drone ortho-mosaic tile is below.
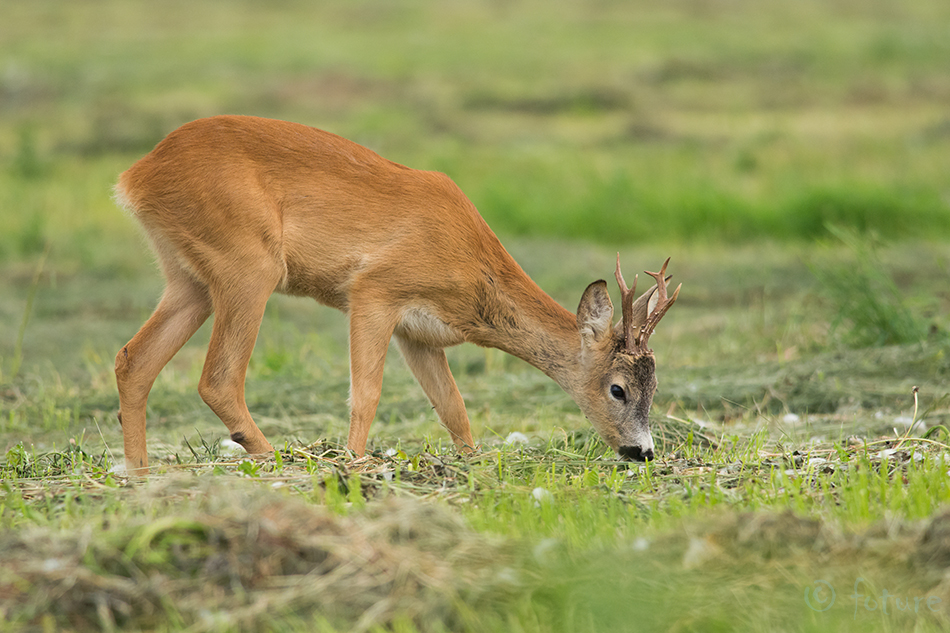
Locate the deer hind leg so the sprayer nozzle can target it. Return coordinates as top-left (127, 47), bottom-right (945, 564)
top-left (197, 270), bottom-right (280, 459)
top-left (116, 270), bottom-right (212, 474)
top-left (394, 335), bottom-right (475, 453)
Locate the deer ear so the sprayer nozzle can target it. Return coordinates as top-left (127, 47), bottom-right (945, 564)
top-left (577, 280), bottom-right (613, 342)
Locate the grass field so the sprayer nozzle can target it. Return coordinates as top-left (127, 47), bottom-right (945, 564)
top-left (2, 0), bottom-right (950, 630)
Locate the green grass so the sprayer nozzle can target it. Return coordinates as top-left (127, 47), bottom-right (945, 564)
top-left (3, 0), bottom-right (950, 630)
top-left (5, 431), bottom-right (950, 631)
top-left (2, 0), bottom-right (950, 264)
top-left (813, 226), bottom-right (938, 348)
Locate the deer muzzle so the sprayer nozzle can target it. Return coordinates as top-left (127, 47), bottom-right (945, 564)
top-left (617, 432), bottom-right (655, 462)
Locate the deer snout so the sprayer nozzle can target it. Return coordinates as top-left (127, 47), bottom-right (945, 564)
top-left (618, 429), bottom-right (655, 461)
top-left (618, 445), bottom-right (654, 461)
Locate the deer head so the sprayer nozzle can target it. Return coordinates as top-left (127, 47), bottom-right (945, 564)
top-left (575, 256), bottom-right (681, 461)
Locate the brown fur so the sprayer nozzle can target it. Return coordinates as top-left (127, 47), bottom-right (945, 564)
top-left (114, 116), bottom-right (673, 473)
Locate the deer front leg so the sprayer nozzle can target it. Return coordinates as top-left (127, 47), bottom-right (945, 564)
top-left (346, 300), bottom-right (399, 456)
top-left (394, 334), bottom-right (475, 453)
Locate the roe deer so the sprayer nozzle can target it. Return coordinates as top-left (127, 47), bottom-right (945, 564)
top-left (114, 115), bottom-right (680, 473)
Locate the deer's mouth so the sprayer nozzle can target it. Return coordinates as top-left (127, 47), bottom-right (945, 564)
top-left (618, 445), bottom-right (654, 462)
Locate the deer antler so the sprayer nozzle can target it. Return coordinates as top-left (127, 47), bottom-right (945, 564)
top-left (615, 255), bottom-right (681, 354)
top-left (615, 253), bottom-right (638, 351)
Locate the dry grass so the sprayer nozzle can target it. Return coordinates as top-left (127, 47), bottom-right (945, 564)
top-left (0, 477), bottom-right (513, 632)
top-left (6, 468), bottom-right (950, 632)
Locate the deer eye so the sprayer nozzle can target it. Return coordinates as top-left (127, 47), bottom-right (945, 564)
top-left (609, 384), bottom-right (626, 402)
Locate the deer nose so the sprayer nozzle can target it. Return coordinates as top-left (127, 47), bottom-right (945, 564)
top-left (618, 445), bottom-right (654, 462)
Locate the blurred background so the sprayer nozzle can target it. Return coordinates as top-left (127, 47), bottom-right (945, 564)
top-left (3, 0), bottom-right (949, 258)
top-left (1, 0), bottom-right (949, 450)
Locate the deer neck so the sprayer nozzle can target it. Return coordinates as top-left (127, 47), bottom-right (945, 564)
top-left (463, 264), bottom-right (582, 395)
